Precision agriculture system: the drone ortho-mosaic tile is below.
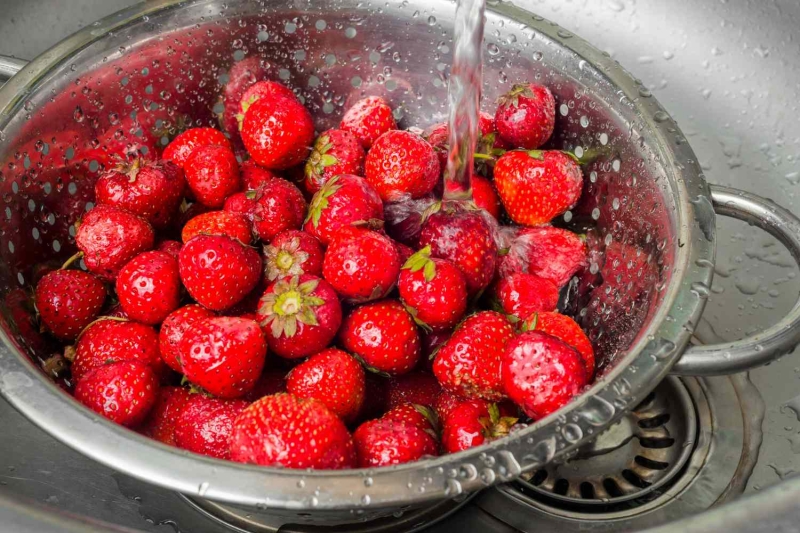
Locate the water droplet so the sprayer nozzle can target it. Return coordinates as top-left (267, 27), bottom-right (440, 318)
top-left (427, 15), bottom-right (437, 25)
top-left (198, 482), bottom-right (209, 497)
top-left (363, 477), bottom-right (373, 487)
top-left (487, 43), bottom-right (500, 56)
top-left (580, 396), bottom-right (616, 426)
top-left (562, 423), bottom-right (583, 443)
top-left (444, 478), bottom-right (463, 496)
top-left (653, 110), bottom-right (670, 123)
top-left (479, 468), bottom-right (496, 485)
top-left (361, 494), bottom-right (371, 505)
top-left (691, 282), bottom-right (711, 298)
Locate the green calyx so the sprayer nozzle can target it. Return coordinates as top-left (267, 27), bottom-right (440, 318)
top-left (526, 149), bottom-right (545, 161)
top-left (479, 403), bottom-right (519, 440)
top-left (402, 245), bottom-right (436, 282)
top-left (304, 135), bottom-right (339, 181)
top-left (304, 175), bottom-right (343, 228)
top-left (497, 83), bottom-right (534, 109)
top-left (520, 312), bottom-right (539, 332)
top-left (264, 238), bottom-right (309, 281)
top-left (236, 95), bottom-right (261, 130)
top-left (258, 276), bottom-right (325, 339)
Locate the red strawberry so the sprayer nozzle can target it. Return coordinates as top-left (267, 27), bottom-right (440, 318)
top-left (115, 251), bottom-right (181, 325)
top-left (241, 95), bottom-right (314, 169)
top-left (495, 83), bottom-right (556, 149)
top-left (240, 160), bottom-right (281, 190)
top-left (302, 174), bottom-right (384, 245)
top-left (340, 96), bottom-right (397, 149)
top-left (339, 300), bottom-right (421, 375)
top-left (419, 208), bottom-right (498, 296)
top-left (498, 226), bottom-right (587, 287)
top-left (179, 316), bottom-right (267, 399)
top-left (174, 395), bottom-right (249, 460)
top-left (472, 175), bottom-right (501, 220)
top-left (184, 144), bottom-right (241, 208)
top-left (158, 304), bottom-right (215, 373)
top-left (178, 235), bottom-right (261, 311)
top-left (383, 403), bottom-right (438, 433)
top-left (244, 370), bottom-right (287, 402)
top-left (76, 205), bottom-right (155, 281)
top-left (433, 311), bottom-right (514, 401)
top-left (394, 241), bottom-right (415, 265)
top-left (181, 210), bottom-right (252, 244)
top-left (364, 130), bottom-right (440, 201)
top-left (286, 348), bottom-right (365, 423)
top-left (35, 269), bottom-right (106, 341)
top-left (72, 318), bottom-right (166, 383)
top-left (220, 57), bottom-right (267, 137)
top-left (435, 390), bottom-right (466, 422)
top-left (304, 129), bottom-right (366, 194)
top-left (502, 331), bottom-right (587, 419)
top-left (264, 230), bottom-right (324, 281)
top-left (322, 227), bottom-right (401, 303)
top-left (140, 386), bottom-right (193, 445)
top-left (256, 275), bottom-right (342, 359)
top-left (157, 240), bottom-right (182, 259)
top-left (95, 158), bottom-right (185, 228)
top-left (494, 272), bottom-right (559, 321)
top-left (237, 80), bottom-right (297, 128)
top-left (386, 371), bottom-right (442, 410)
top-left (163, 127), bottom-right (232, 169)
top-left (422, 329), bottom-right (452, 369)
top-left (75, 360), bottom-right (158, 427)
top-left (224, 178), bottom-right (306, 242)
top-left (425, 112), bottom-right (504, 171)
top-left (494, 150), bottom-right (583, 226)
top-left (441, 400), bottom-right (518, 454)
top-left (230, 393), bottom-right (356, 469)
top-left (398, 246), bottom-right (468, 331)
top-left (383, 195), bottom-right (437, 249)
top-left (353, 418), bottom-right (437, 467)
top-left (526, 312), bottom-right (595, 379)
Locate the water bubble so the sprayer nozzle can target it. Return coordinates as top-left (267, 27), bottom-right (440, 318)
top-left (444, 478), bottom-right (463, 496)
top-left (653, 110), bottom-right (670, 123)
top-left (487, 43), bottom-right (500, 56)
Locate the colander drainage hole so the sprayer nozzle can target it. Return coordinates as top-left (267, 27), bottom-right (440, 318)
top-left (638, 413), bottom-right (671, 429)
top-left (639, 437), bottom-right (675, 449)
top-left (634, 455), bottom-right (669, 470)
top-left (530, 469), bottom-right (548, 486)
top-left (602, 478), bottom-right (624, 498)
top-left (579, 482), bottom-right (595, 499)
top-left (553, 479), bottom-right (570, 495)
top-left (621, 470), bottom-right (651, 489)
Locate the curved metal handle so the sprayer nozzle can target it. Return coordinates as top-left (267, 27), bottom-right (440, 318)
top-left (0, 55), bottom-right (28, 83)
top-left (671, 185), bottom-right (800, 376)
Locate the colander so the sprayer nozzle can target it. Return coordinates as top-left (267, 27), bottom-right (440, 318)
top-left (1, 0), bottom-right (800, 525)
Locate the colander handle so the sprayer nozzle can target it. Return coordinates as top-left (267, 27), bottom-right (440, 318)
top-left (671, 185), bottom-right (800, 376)
top-left (0, 55), bottom-right (27, 83)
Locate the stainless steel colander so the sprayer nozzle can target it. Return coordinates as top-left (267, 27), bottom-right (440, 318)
top-left (1, 0), bottom-right (800, 524)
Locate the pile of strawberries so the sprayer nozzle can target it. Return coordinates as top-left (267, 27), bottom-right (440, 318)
top-left (33, 65), bottom-right (594, 470)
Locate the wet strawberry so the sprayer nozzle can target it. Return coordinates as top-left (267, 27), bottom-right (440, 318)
top-left (286, 348), bottom-right (365, 423)
top-left (158, 304), bottom-right (215, 373)
top-left (140, 386), bottom-right (192, 445)
top-left (181, 210), bottom-right (252, 244)
top-left (502, 331), bottom-right (587, 419)
top-left (174, 395), bottom-right (249, 460)
top-left (339, 300), bottom-right (421, 375)
top-left (303, 174), bottom-right (384, 245)
top-left (220, 57), bottom-right (267, 137)
top-left (494, 150), bottom-right (583, 226)
top-left (163, 127), bottom-right (232, 169)
top-left (304, 129), bottom-right (366, 194)
top-left (441, 400), bottom-right (518, 453)
top-left (525, 312), bottom-right (595, 379)
top-left (264, 230), bottom-right (324, 281)
top-left (179, 316), bottom-right (267, 399)
top-left (398, 246), bottom-right (468, 331)
top-left (353, 418), bottom-right (437, 467)
top-left (498, 226), bottom-right (587, 287)
top-left (75, 360), bottom-right (159, 427)
top-left (472, 175), bottom-right (501, 220)
top-left (184, 144), bottom-right (241, 208)
top-left (240, 160), bottom-right (281, 190)
top-left (383, 195), bottom-right (437, 248)
top-left (433, 311), bottom-right (514, 401)
top-left (494, 272), bottom-right (559, 321)
top-left (156, 240), bottom-right (182, 259)
top-left (435, 390), bottom-right (466, 422)
top-left (340, 96), bottom-right (397, 149)
top-left (241, 94), bottom-right (314, 169)
top-left (386, 371), bottom-right (442, 411)
top-left (224, 178), bottom-right (306, 242)
top-left (425, 112), bottom-right (504, 171)
top-left (95, 158), bottom-right (185, 228)
top-left (244, 370), bottom-right (287, 402)
top-left (76, 205), bottom-right (155, 281)
top-left (495, 83), bottom-right (556, 149)
top-left (383, 403), bottom-right (438, 433)
top-left (323, 227), bottom-right (401, 303)
top-left (236, 80), bottom-right (297, 128)
top-left (230, 393), bottom-right (356, 469)
top-left (364, 130), bottom-right (440, 201)
top-left (178, 235), bottom-right (262, 311)
top-left (35, 269), bottom-right (106, 341)
top-left (115, 251), bottom-right (181, 325)
top-left (257, 275), bottom-right (342, 359)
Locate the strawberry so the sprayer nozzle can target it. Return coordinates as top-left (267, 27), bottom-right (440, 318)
top-left (339, 300), bottom-right (421, 375)
top-left (264, 230), bottom-right (323, 281)
top-left (95, 158), bottom-right (185, 229)
top-left (394, 241), bottom-right (415, 265)
top-left (174, 395), bottom-right (249, 460)
top-left (237, 80), bottom-right (297, 128)
top-left (494, 272), bottom-right (559, 321)
top-left (257, 275), bottom-right (342, 359)
top-left (433, 311), bottom-right (514, 401)
top-left (181, 210), bottom-right (252, 244)
top-left (163, 127), bottom-right (232, 169)
top-left (340, 96), bottom-right (397, 149)
top-left (353, 418), bottom-right (437, 467)
top-left (383, 403), bottom-right (438, 433)
top-left (472, 175), bottom-right (501, 220)
top-left (184, 144), bottom-right (241, 208)
top-left (178, 235), bottom-right (262, 311)
top-left (398, 246), bottom-right (468, 331)
top-left (304, 129), bottom-right (366, 194)
top-left (244, 370), bottom-right (287, 402)
top-left (75, 360), bottom-right (159, 427)
top-left (383, 195), bottom-right (437, 248)
top-left (494, 150), bottom-right (583, 226)
top-left (240, 160), bottom-right (281, 190)
top-left (220, 57), bottom-right (267, 137)
top-left (230, 393), bottom-right (357, 469)
top-left (156, 239), bottom-right (182, 259)
top-left (502, 331), bottom-right (587, 419)
top-left (425, 112), bottom-right (505, 171)
top-left (115, 251), bottom-right (181, 325)
top-left (71, 318), bottom-right (167, 383)
top-left (35, 269), bottom-right (106, 341)
top-left (158, 304), bottom-right (215, 373)
top-left (140, 386), bottom-right (192, 445)
top-left (224, 178), bottom-right (306, 242)
top-left (498, 226), bottom-right (587, 287)
top-left (241, 94), bottom-right (314, 169)
top-left (364, 130), bottom-right (440, 201)
top-left (435, 390), bottom-right (466, 422)
top-left (495, 83), bottom-right (556, 149)
top-left (303, 174), bottom-right (384, 245)
top-left (441, 400), bottom-right (518, 454)
top-left (179, 316), bottom-right (267, 399)
top-left (422, 329), bottom-right (451, 367)
top-left (76, 205), bottom-right (155, 281)
top-left (386, 371), bottom-right (442, 411)
top-left (286, 348), bottom-right (365, 423)
top-left (526, 312), bottom-right (595, 379)
top-left (418, 208), bottom-right (498, 296)
top-left (322, 227), bottom-right (401, 303)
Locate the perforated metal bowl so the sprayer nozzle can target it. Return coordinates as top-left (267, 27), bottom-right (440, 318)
top-left (0, 0), bottom-right (799, 522)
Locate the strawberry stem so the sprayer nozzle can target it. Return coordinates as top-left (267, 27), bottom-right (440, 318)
top-left (60, 251), bottom-right (84, 270)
